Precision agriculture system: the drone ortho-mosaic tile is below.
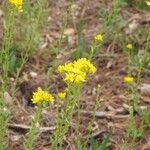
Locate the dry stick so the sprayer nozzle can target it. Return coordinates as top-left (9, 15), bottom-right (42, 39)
top-left (122, 104), bottom-right (148, 112)
top-left (80, 111), bottom-right (129, 119)
top-left (8, 123), bottom-right (55, 133)
top-left (81, 104), bottom-right (148, 119)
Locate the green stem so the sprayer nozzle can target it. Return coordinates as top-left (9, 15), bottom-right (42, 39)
top-left (75, 86), bottom-right (82, 149)
top-left (51, 85), bottom-right (81, 150)
top-left (12, 0), bottom-right (47, 95)
top-left (84, 85), bottom-right (101, 147)
top-left (24, 105), bottom-right (42, 150)
top-left (0, 97), bottom-right (9, 150)
top-left (0, 6), bottom-right (15, 149)
top-left (1, 8), bottom-right (15, 90)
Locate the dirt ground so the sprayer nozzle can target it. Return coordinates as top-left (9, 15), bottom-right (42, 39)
top-left (0, 0), bottom-right (150, 149)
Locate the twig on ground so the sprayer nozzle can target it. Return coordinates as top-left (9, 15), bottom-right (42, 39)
top-left (80, 110), bottom-right (129, 119)
top-left (80, 104), bottom-right (148, 119)
top-left (8, 123), bottom-right (55, 133)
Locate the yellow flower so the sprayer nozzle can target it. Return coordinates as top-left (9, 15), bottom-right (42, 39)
top-left (31, 88), bottom-right (54, 104)
top-left (9, 0), bottom-right (23, 12)
top-left (64, 73), bottom-right (86, 84)
top-left (57, 65), bottom-right (65, 74)
top-left (95, 34), bottom-right (103, 42)
top-left (58, 92), bottom-right (66, 100)
top-left (126, 44), bottom-right (133, 50)
top-left (57, 58), bottom-right (96, 85)
top-left (64, 73), bottom-right (75, 83)
top-left (124, 76), bottom-right (134, 85)
top-left (146, 1), bottom-right (150, 6)
top-left (74, 74), bottom-right (86, 84)
top-left (73, 58), bottom-right (96, 74)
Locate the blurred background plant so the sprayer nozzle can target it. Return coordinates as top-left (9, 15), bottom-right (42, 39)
top-left (12, 0), bottom-right (48, 94)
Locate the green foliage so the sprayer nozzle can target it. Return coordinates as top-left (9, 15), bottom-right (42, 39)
top-left (99, 0), bottom-right (124, 52)
top-left (75, 139), bottom-right (85, 150)
top-left (0, 99), bottom-right (10, 150)
top-left (21, 0), bottom-right (47, 56)
top-left (123, 141), bottom-right (136, 150)
top-left (49, 46), bottom-right (60, 56)
top-left (51, 86), bottom-right (82, 149)
top-left (24, 105), bottom-right (43, 150)
top-left (74, 18), bottom-right (86, 59)
top-left (125, 106), bottom-right (150, 146)
top-left (126, 120), bottom-right (144, 140)
top-left (90, 137), bottom-right (109, 150)
top-left (123, 0), bottom-right (134, 7)
top-left (127, 47), bottom-right (150, 72)
top-left (141, 106), bottom-right (150, 129)
top-left (99, 0), bottom-right (122, 33)
top-left (8, 46), bottom-right (21, 74)
top-left (123, 0), bottom-right (148, 9)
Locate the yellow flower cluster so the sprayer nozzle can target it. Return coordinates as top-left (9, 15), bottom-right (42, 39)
top-left (124, 76), bottom-right (134, 85)
top-left (126, 43), bottom-right (133, 50)
top-left (9, 0), bottom-right (23, 12)
top-left (57, 92), bottom-right (66, 100)
top-left (58, 58), bottom-right (96, 85)
top-left (95, 34), bottom-right (103, 42)
top-left (31, 88), bottom-right (54, 104)
top-left (146, 1), bottom-right (150, 6)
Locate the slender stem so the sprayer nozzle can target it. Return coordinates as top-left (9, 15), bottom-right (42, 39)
top-left (1, 8), bottom-right (15, 90)
top-left (85, 85), bottom-right (101, 147)
top-left (0, 6), bottom-right (15, 149)
top-left (24, 105), bottom-right (42, 150)
top-left (51, 85), bottom-right (81, 150)
top-left (75, 86), bottom-right (82, 149)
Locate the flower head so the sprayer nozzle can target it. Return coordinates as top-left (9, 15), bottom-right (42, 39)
top-left (124, 76), bottom-right (134, 85)
top-left (57, 58), bottom-right (96, 85)
top-left (58, 92), bottom-right (66, 100)
top-left (95, 34), bottom-right (103, 42)
top-left (146, 1), bottom-right (150, 6)
top-left (9, 0), bottom-right (23, 12)
top-left (126, 44), bottom-right (133, 50)
top-left (31, 88), bottom-right (54, 104)
top-left (73, 58), bottom-right (96, 74)
top-left (64, 73), bottom-right (86, 84)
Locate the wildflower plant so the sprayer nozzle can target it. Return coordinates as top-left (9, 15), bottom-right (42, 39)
top-left (51, 58), bottom-right (96, 149)
top-left (57, 92), bottom-right (66, 100)
top-left (124, 75), bottom-right (140, 111)
top-left (75, 18), bottom-right (86, 59)
top-left (123, 75), bottom-right (141, 147)
top-left (58, 58), bottom-right (96, 85)
top-left (9, 0), bottom-right (23, 12)
top-left (86, 84), bottom-right (104, 148)
top-left (12, 0), bottom-right (47, 95)
top-left (126, 42), bottom-right (149, 84)
top-left (89, 34), bottom-right (104, 60)
top-left (123, 76), bottom-right (134, 85)
top-left (126, 44), bottom-right (133, 50)
top-left (123, 6), bottom-right (150, 145)
top-left (0, 1), bottom-right (23, 148)
top-left (31, 88), bottom-right (54, 104)
top-left (24, 88), bottom-right (54, 150)
top-left (1, 0), bottom-right (23, 89)
top-left (146, 1), bottom-right (150, 6)
top-left (99, 0), bottom-right (123, 49)
top-left (95, 34), bottom-right (103, 43)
